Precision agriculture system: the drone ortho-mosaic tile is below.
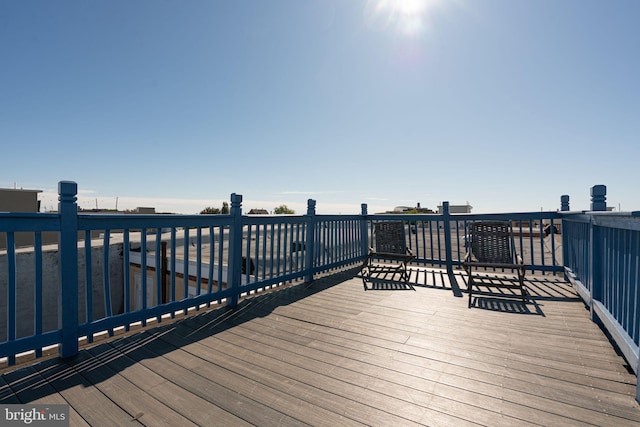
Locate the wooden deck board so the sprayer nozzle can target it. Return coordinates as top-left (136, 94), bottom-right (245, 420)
top-left (1, 266), bottom-right (639, 426)
top-left (242, 311), bottom-right (638, 416)
top-left (225, 291), bottom-right (636, 425)
top-left (1, 366), bottom-right (90, 426)
top-left (84, 343), bottom-right (251, 426)
top-left (108, 332), bottom-right (304, 426)
top-left (35, 357), bottom-right (147, 426)
top-left (154, 327), bottom-right (434, 426)
top-left (168, 312), bottom-right (482, 426)
top-left (204, 322), bottom-right (538, 426)
top-left (70, 350), bottom-right (198, 427)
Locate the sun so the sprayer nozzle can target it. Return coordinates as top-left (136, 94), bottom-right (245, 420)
top-left (394, 0), bottom-right (428, 15)
top-left (366, 0), bottom-right (438, 36)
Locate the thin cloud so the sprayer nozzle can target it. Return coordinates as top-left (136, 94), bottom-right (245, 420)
top-left (278, 190), bottom-right (345, 196)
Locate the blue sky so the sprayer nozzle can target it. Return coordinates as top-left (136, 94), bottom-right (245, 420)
top-left (1, 0), bottom-right (638, 214)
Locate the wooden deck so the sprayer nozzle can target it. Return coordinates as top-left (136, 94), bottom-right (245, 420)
top-left (1, 266), bottom-right (640, 426)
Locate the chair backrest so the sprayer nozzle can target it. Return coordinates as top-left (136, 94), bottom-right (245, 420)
top-left (374, 221), bottom-right (407, 254)
top-left (468, 221), bottom-right (515, 264)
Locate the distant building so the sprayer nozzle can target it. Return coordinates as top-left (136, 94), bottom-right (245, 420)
top-left (0, 188), bottom-right (50, 249)
top-left (80, 207), bottom-right (159, 215)
top-left (248, 209), bottom-right (269, 215)
top-left (437, 204), bottom-right (473, 214)
top-left (435, 204), bottom-right (473, 229)
top-left (387, 203), bottom-right (434, 214)
top-left (0, 188), bottom-right (41, 213)
top-left (392, 206), bottom-right (413, 213)
top-left (135, 207), bottom-right (156, 214)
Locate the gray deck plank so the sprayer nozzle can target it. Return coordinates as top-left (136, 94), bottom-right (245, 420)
top-left (1, 267), bottom-right (639, 426)
top-left (0, 365), bottom-right (90, 426)
top-left (107, 331), bottom-right (311, 426)
top-left (84, 343), bottom-right (252, 426)
top-left (163, 316), bottom-right (471, 426)
top-left (225, 300), bottom-right (636, 425)
top-left (179, 319), bottom-right (530, 426)
top-left (242, 312), bottom-right (639, 419)
top-left (146, 331), bottom-right (383, 427)
top-left (31, 356), bottom-right (145, 427)
top-left (69, 350), bottom-right (198, 427)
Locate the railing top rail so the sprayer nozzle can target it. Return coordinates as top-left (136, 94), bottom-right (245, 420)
top-left (77, 213), bottom-right (232, 229)
top-left (242, 214), bottom-right (311, 226)
top-left (0, 212), bottom-right (60, 232)
top-left (561, 211), bottom-right (640, 231)
top-left (367, 211), bottom-right (561, 222)
top-left (561, 210), bottom-right (640, 217)
top-left (367, 213), bottom-right (445, 221)
top-left (241, 213), bottom-right (363, 225)
top-left (451, 211), bottom-right (562, 221)
top-left (314, 214), bottom-right (362, 220)
top-left (0, 212), bottom-right (59, 219)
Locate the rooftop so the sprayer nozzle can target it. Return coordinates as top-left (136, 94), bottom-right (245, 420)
top-left (2, 266), bottom-right (638, 426)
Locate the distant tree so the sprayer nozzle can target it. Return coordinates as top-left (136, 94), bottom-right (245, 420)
top-left (221, 201), bottom-right (230, 215)
top-left (274, 204), bottom-right (295, 215)
top-left (200, 206), bottom-right (221, 214)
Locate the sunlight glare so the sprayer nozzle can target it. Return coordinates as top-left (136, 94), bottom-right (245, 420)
top-left (366, 0), bottom-right (439, 36)
top-left (395, 0), bottom-right (427, 15)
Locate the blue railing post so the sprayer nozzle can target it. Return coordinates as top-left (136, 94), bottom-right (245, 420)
top-left (442, 201), bottom-right (454, 275)
top-left (588, 215), bottom-right (602, 322)
top-left (58, 181), bottom-right (79, 359)
top-left (227, 193), bottom-right (243, 308)
top-left (591, 185), bottom-right (607, 211)
top-left (360, 203), bottom-right (369, 258)
top-left (560, 195), bottom-right (570, 279)
top-left (304, 199), bottom-right (317, 284)
top-left (561, 218), bottom-right (569, 282)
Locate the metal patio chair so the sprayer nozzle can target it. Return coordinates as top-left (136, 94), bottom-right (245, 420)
top-left (462, 220), bottom-right (527, 307)
top-left (361, 221), bottom-right (415, 288)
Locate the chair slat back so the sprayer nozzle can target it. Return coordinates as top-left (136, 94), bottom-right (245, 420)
top-left (374, 222), bottom-right (407, 254)
top-left (469, 221), bottom-right (514, 264)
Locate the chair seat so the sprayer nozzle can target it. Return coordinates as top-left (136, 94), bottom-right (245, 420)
top-left (369, 252), bottom-right (415, 262)
top-left (463, 261), bottom-right (525, 270)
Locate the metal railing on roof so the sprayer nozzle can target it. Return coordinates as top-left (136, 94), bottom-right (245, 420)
top-left (1, 181), bottom-right (639, 402)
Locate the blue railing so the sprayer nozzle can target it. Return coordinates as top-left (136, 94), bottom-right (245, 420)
top-left (0, 180), bottom-right (632, 385)
top-left (0, 183), bottom-right (371, 366)
top-left (563, 211), bottom-right (640, 387)
top-left (368, 204), bottom-right (563, 275)
top-left (0, 212), bottom-right (60, 365)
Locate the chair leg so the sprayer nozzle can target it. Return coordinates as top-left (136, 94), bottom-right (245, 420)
top-left (467, 269), bottom-right (474, 308)
top-left (401, 264), bottom-right (415, 290)
top-left (519, 268), bottom-right (527, 303)
top-left (401, 262), bottom-right (410, 284)
top-left (360, 256), bottom-right (372, 290)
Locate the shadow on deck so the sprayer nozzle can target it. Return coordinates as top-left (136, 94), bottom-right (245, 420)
top-left (1, 266), bottom-right (639, 426)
